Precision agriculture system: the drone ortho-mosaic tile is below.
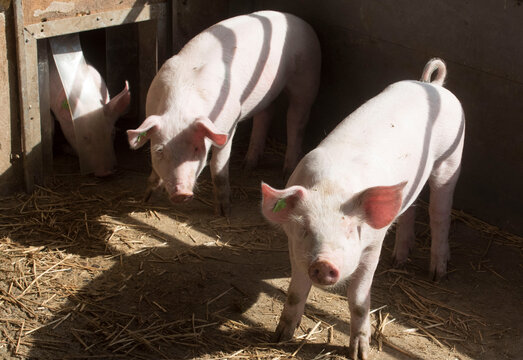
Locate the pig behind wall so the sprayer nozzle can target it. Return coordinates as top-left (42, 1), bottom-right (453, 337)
top-left (127, 10), bottom-right (321, 215)
top-left (49, 42), bottom-right (131, 177)
top-left (261, 58), bottom-right (465, 359)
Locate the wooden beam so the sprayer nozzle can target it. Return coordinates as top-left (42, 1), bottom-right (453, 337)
top-left (26, 4), bottom-right (167, 40)
top-left (14, 0), bottom-right (43, 192)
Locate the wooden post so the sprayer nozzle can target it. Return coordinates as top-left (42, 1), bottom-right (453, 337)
top-left (13, 0), bottom-right (43, 192)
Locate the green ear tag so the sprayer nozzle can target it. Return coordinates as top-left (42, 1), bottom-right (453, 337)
top-left (61, 99), bottom-right (69, 110)
top-left (272, 198), bottom-right (287, 213)
top-left (136, 131), bottom-right (147, 144)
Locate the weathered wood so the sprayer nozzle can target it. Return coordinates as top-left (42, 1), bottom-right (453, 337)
top-left (14, 0), bottom-right (43, 192)
top-left (26, 4), bottom-right (167, 39)
top-left (23, 0), bottom-right (167, 26)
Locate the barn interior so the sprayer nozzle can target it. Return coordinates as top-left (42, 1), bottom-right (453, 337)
top-left (0, 1), bottom-right (522, 359)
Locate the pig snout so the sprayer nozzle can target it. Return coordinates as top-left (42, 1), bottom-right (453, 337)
top-left (308, 260), bottom-right (340, 286)
top-left (169, 185), bottom-right (194, 203)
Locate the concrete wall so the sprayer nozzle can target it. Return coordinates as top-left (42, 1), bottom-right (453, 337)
top-left (0, 0), bottom-right (23, 195)
top-left (226, 0), bottom-right (523, 234)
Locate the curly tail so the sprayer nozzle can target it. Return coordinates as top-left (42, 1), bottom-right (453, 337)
top-left (420, 58), bottom-right (447, 86)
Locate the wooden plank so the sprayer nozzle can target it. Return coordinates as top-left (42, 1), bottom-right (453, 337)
top-left (14, 0), bottom-right (43, 192)
top-left (37, 39), bottom-right (53, 179)
top-left (23, 0), bottom-right (167, 26)
top-left (25, 4), bottom-right (167, 39)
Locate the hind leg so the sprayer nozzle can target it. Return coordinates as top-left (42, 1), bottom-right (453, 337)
top-left (428, 162), bottom-right (461, 281)
top-left (243, 103), bottom-right (275, 171)
top-left (283, 55), bottom-right (319, 179)
top-left (392, 205), bottom-right (417, 267)
top-left (283, 97), bottom-right (312, 179)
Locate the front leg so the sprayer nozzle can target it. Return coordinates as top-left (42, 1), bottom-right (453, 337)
top-left (274, 250), bottom-right (312, 342)
top-left (143, 169), bottom-right (162, 202)
top-left (347, 243), bottom-right (382, 360)
top-left (210, 126), bottom-right (236, 216)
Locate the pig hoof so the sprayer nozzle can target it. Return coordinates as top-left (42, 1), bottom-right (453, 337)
top-left (429, 267), bottom-right (448, 282)
top-left (215, 202), bottom-right (231, 217)
top-left (273, 321), bottom-right (295, 343)
top-left (429, 259), bottom-right (449, 282)
top-left (348, 334), bottom-right (370, 360)
top-left (392, 256), bottom-right (408, 269)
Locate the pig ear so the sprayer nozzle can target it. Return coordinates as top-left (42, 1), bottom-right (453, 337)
top-left (261, 182), bottom-right (306, 224)
top-left (359, 182), bottom-right (407, 229)
top-left (127, 115), bottom-right (162, 149)
top-left (194, 117), bottom-right (228, 147)
top-left (104, 81), bottom-right (131, 121)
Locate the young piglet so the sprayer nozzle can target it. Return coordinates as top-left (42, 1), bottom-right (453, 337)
top-left (127, 11), bottom-right (321, 215)
top-left (49, 56), bottom-right (131, 177)
top-left (261, 58), bottom-right (464, 359)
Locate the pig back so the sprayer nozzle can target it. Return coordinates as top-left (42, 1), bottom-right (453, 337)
top-left (176, 10), bottom-right (320, 123)
top-left (300, 81), bottom-right (464, 211)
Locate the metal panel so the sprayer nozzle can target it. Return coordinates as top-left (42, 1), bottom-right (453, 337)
top-left (37, 39), bottom-right (53, 178)
top-left (138, 19), bottom-right (158, 121)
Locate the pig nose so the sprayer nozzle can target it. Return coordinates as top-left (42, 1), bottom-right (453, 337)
top-left (308, 260), bottom-right (340, 286)
top-left (170, 192), bottom-right (194, 203)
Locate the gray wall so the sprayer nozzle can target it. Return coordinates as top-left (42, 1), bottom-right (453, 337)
top-left (225, 0), bottom-right (523, 234)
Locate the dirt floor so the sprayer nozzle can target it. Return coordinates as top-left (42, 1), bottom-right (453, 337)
top-left (0, 140), bottom-right (522, 360)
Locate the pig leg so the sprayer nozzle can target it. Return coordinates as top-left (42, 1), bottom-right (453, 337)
top-left (283, 99), bottom-right (310, 178)
top-left (392, 205), bottom-right (417, 267)
top-left (274, 252), bottom-right (312, 342)
top-left (243, 103), bottom-right (275, 171)
top-left (428, 162), bottom-right (461, 281)
top-left (347, 243), bottom-right (382, 360)
top-left (210, 127), bottom-right (237, 216)
top-left (144, 170), bottom-right (162, 202)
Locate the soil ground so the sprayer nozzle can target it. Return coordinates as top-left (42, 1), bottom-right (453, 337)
top-left (0, 139), bottom-right (521, 360)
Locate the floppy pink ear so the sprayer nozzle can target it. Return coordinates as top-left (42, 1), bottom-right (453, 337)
top-left (194, 117), bottom-right (228, 147)
top-left (360, 182), bottom-right (407, 229)
top-left (104, 81), bottom-right (131, 120)
top-left (127, 115), bottom-right (161, 149)
top-left (261, 182), bottom-right (306, 224)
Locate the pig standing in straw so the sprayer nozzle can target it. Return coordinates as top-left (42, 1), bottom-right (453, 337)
top-left (49, 46), bottom-right (131, 177)
top-left (261, 58), bottom-right (464, 359)
top-left (127, 11), bottom-right (321, 215)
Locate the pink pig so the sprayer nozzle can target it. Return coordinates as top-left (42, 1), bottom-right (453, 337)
top-left (126, 11), bottom-right (321, 215)
top-left (261, 58), bottom-right (465, 359)
top-left (49, 56), bottom-right (131, 177)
